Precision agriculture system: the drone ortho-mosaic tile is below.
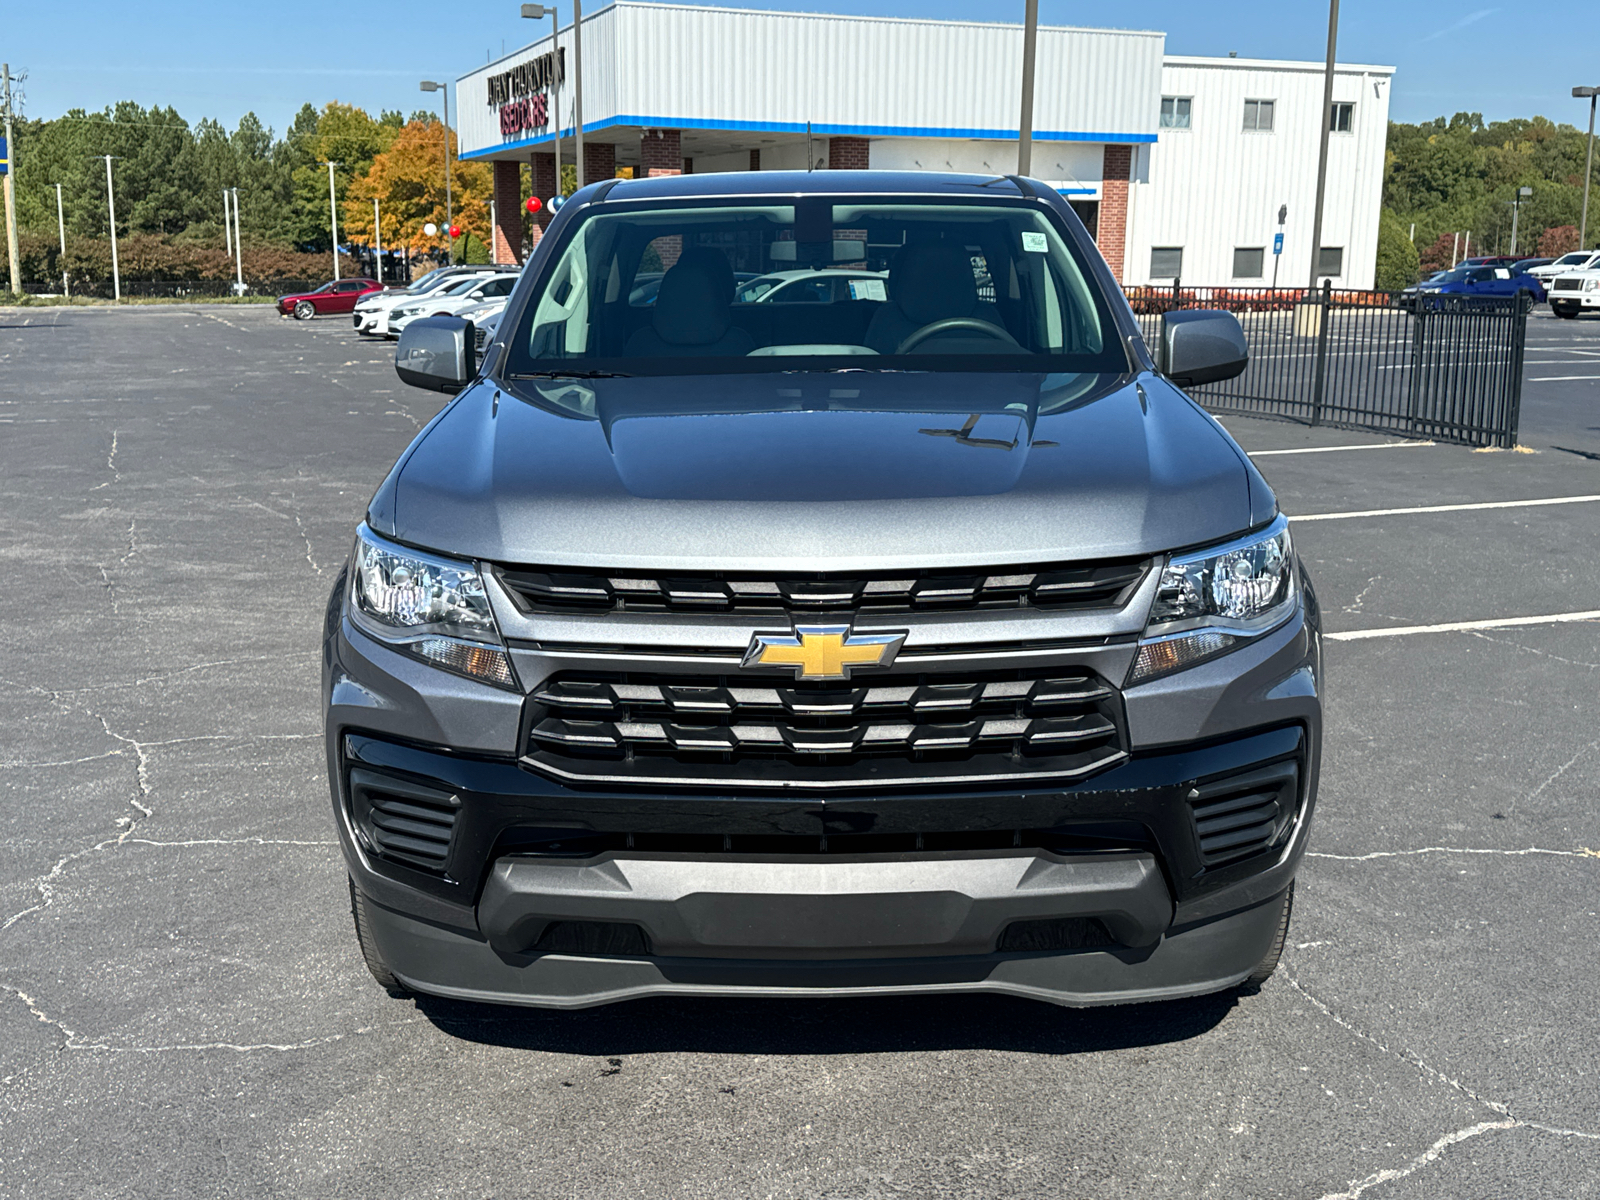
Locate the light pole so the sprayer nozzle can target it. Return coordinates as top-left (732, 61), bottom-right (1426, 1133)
top-left (1308, 0), bottom-right (1340, 289)
top-left (1509, 185), bottom-right (1532, 256)
top-left (3, 62), bottom-right (21, 297)
top-left (373, 197), bottom-right (383, 286)
top-left (1017, 0), bottom-right (1039, 177)
top-left (573, 0), bottom-right (585, 187)
top-left (55, 182), bottom-right (68, 297)
top-left (522, 4), bottom-right (562, 199)
top-left (1574, 88), bottom-right (1600, 252)
top-left (420, 81), bottom-right (454, 261)
top-left (325, 162), bottom-right (343, 280)
top-left (230, 187), bottom-right (244, 293)
top-left (102, 155), bottom-right (121, 302)
top-left (223, 186), bottom-right (232, 257)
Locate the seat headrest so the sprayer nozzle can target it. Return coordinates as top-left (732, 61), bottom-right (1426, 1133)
top-left (890, 243), bottom-right (979, 325)
top-left (651, 248), bottom-right (736, 346)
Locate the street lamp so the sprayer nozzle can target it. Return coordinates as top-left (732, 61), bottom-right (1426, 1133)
top-left (521, 4), bottom-right (562, 199)
top-left (325, 162), bottom-right (342, 281)
top-left (1509, 185), bottom-right (1532, 256)
top-left (420, 80), bottom-right (454, 262)
top-left (1575, 86), bottom-right (1598, 251)
top-left (1017, 0), bottom-right (1039, 177)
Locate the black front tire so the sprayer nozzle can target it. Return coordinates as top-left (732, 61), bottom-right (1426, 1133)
top-left (1239, 881), bottom-right (1294, 993)
top-left (1554, 307), bottom-right (1578, 319)
top-left (349, 877), bottom-right (411, 997)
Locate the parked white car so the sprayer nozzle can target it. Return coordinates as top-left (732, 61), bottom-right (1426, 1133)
top-left (387, 272), bottom-right (520, 338)
top-left (1547, 264), bottom-right (1600, 319)
top-left (733, 269), bottom-right (889, 305)
top-left (353, 266), bottom-right (502, 336)
top-left (1525, 250), bottom-right (1600, 288)
top-left (455, 299), bottom-right (508, 357)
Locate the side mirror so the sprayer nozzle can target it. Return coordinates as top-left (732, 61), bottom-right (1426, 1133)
top-left (395, 316), bottom-right (476, 393)
top-left (1158, 309), bottom-right (1249, 388)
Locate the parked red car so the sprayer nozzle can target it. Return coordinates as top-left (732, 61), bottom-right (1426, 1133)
top-left (277, 278), bottom-right (382, 319)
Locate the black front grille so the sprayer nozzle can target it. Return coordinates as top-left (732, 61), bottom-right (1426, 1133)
top-left (1186, 761), bottom-right (1300, 866)
top-left (496, 559), bottom-right (1148, 617)
top-left (523, 666), bottom-right (1128, 790)
top-left (348, 768), bottom-right (461, 872)
top-left (1551, 278), bottom-right (1583, 292)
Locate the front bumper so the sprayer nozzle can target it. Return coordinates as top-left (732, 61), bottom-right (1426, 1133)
top-left (1550, 291), bottom-right (1600, 311)
top-left (325, 567), bottom-right (1322, 1008)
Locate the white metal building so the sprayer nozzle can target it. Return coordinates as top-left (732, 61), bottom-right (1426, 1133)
top-left (457, 3), bottom-right (1392, 289)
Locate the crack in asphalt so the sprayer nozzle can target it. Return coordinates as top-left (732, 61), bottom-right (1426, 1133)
top-left (89, 429), bottom-right (120, 491)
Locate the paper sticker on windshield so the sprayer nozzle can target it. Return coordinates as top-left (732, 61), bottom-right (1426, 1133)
top-left (848, 278), bottom-right (888, 301)
top-left (1021, 232), bottom-right (1048, 253)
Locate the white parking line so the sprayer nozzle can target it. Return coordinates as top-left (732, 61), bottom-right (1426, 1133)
top-left (1528, 374), bottom-right (1600, 382)
top-left (1294, 494), bottom-right (1600, 522)
top-left (1328, 610), bottom-right (1600, 641)
top-left (1249, 441), bottom-right (1433, 457)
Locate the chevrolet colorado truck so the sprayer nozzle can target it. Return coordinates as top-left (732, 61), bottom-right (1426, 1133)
top-left (324, 171), bottom-right (1322, 1009)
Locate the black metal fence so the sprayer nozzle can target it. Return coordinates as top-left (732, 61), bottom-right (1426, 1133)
top-left (1125, 283), bottom-right (1530, 448)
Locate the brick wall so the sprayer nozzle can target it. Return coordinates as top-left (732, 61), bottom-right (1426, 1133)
top-left (640, 129), bottom-right (681, 178)
top-left (492, 161), bottom-right (523, 265)
top-left (1099, 145), bottom-right (1132, 283)
top-left (528, 152), bottom-right (557, 251)
top-left (828, 136), bottom-right (870, 170)
top-left (583, 141), bottom-right (615, 186)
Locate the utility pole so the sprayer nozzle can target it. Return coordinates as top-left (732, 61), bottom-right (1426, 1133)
top-left (1308, 0), bottom-right (1340, 288)
top-left (1017, 0), bottom-right (1039, 177)
top-left (1574, 88), bottom-right (1600, 251)
top-left (373, 197), bottom-right (383, 286)
top-left (223, 186), bottom-right (232, 257)
top-left (2, 63), bottom-right (21, 298)
top-left (325, 161), bottom-right (342, 280)
top-left (574, 0), bottom-right (585, 188)
top-left (103, 156), bottom-right (121, 302)
top-left (55, 182), bottom-right (68, 297)
top-left (231, 187), bottom-right (244, 293)
top-left (419, 81), bottom-right (454, 260)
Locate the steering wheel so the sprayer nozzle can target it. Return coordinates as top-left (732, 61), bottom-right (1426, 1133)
top-left (895, 317), bottom-right (1022, 355)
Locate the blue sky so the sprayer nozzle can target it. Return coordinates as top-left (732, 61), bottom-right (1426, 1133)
top-left (4, 1), bottom-right (1596, 133)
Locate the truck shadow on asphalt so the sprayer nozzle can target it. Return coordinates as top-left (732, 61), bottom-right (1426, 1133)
top-left (410, 991), bottom-right (1239, 1056)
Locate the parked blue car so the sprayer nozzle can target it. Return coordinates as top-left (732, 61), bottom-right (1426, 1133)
top-left (1404, 265), bottom-right (1546, 305)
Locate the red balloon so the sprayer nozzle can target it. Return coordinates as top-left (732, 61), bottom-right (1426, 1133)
top-left (449, 224), bottom-right (461, 238)
top-left (525, 196), bottom-right (542, 214)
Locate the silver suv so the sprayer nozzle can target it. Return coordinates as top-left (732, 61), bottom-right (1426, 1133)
top-left (326, 171), bottom-right (1322, 1010)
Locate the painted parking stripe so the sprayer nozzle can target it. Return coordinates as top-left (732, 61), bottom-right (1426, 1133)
top-left (1293, 494), bottom-right (1600, 522)
top-left (1327, 610), bottom-right (1600, 641)
top-left (1528, 374), bottom-right (1600, 381)
top-left (1249, 441), bottom-right (1433, 457)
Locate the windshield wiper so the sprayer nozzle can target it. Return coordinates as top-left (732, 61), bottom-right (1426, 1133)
top-left (510, 369), bottom-right (634, 380)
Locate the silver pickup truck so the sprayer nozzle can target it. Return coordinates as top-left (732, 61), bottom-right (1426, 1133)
top-left (324, 170), bottom-right (1322, 1010)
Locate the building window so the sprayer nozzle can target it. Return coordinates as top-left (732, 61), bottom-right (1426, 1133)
top-left (1243, 99), bottom-right (1275, 132)
top-left (1330, 102), bottom-right (1354, 133)
top-left (1160, 97), bottom-right (1192, 129)
top-left (1317, 247), bottom-right (1345, 278)
top-left (1233, 247), bottom-right (1265, 279)
top-left (1150, 247), bottom-right (1184, 279)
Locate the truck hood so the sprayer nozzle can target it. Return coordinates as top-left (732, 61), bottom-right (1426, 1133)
top-left (375, 371), bottom-right (1272, 571)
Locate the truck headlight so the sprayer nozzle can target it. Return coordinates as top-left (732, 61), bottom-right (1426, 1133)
top-left (1584, 278), bottom-right (1600, 292)
top-left (347, 524), bottom-right (517, 689)
top-left (1129, 517), bottom-right (1297, 684)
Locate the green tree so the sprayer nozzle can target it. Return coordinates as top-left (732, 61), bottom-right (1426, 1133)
top-left (1374, 209), bottom-right (1420, 289)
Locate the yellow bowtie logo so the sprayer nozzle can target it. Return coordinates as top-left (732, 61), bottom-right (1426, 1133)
top-left (742, 624), bottom-right (906, 681)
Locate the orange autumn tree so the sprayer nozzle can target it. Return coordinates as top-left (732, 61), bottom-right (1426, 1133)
top-left (345, 119), bottom-right (492, 257)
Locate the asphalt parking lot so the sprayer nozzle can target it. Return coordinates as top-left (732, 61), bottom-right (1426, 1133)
top-left (1, 302), bottom-right (1597, 1199)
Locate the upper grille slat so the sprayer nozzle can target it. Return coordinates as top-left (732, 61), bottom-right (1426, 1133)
top-left (498, 559), bottom-right (1148, 617)
top-left (524, 666), bottom-right (1129, 790)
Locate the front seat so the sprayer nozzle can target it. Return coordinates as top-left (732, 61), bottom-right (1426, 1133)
top-left (864, 243), bottom-right (1004, 355)
top-left (624, 248), bottom-right (755, 358)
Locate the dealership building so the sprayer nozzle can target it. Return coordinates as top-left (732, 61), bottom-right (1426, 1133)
top-left (460, 2), bottom-right (1392, 288)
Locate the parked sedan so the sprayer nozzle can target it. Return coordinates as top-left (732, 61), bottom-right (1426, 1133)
top-left (386, 272), bottom-right (520, 338)
top-left (1403, 265), bottom-right (1545, 305)
top-left (277, 279), bottom-right (381, 320)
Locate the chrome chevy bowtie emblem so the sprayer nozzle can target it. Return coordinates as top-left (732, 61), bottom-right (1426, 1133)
top-left (741, 624), bottom-right (906, 681)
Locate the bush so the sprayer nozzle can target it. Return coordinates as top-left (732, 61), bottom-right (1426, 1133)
top-left (1375, 211), bottom-right (1421, 289)
top-left (17, 231), bottom-right (359, 292)
top-left (1538, 225), bottom-right (1580, 257)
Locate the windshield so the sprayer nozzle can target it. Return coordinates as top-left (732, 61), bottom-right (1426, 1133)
top-left (504, 196), bottom-right (1125, 377)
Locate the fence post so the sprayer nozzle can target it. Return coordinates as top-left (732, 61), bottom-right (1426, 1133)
top-left (1309, 279), bottom-right (1331, 426)
top-left (1406, 296), bottom-right (1427, 438)
top-left (1172, 275), bottom-right (1180, 312)
top-left (1502, 291), bottom-right (1530, 449)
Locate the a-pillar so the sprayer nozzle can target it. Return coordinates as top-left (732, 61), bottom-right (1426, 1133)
top-left (528, 151), bottom-right (557, 250)
top-left (1098, 145), bottom-right (1132, 284)
top-left (828, 136), bottom-right (870, 170)
top-left (640, 129), bottom-right (681, 177)
top-left (492, 160), bottom-right (523, 265)
top-left (583, 141), bottom-right (615, 187)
